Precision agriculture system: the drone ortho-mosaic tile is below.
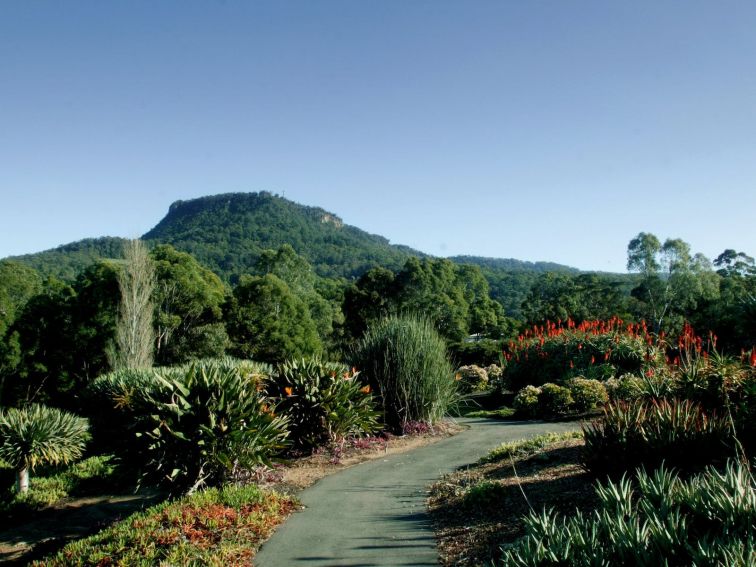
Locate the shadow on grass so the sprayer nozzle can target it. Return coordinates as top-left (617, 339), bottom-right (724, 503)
top-left (0, 490), bottom-right (165, 565)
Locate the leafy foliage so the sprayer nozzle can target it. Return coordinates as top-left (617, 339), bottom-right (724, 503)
top-left (226, 273), bottom-right (322, 363)
top-left (266, 358), bottom-right (380, 450)
top-left (498, 461), bottom-right (756, 566)
top-left (455, 365), bottom-right (489, 394)
top-left (538, 383), bottom-right (574, 417)
top-left (104, 363), bottom-right (289, 491)
top-left (513, 385), bottom-right (541, 418)
top-left (351, 314), bottom-right (458, 429)
top-left (502, 318), bottom-right (662, 392)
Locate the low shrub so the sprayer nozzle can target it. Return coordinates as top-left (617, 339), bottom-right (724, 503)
top-left (567, 377), bottom-right (608, 412)
top-left (538, 383), bottom-right (573, 417)
top-left (604, 373), bottom-right (644, 401)
top-left (463, 480), bottom-right (509, 510)
top-left (267, 358), bottom-right (380, 450)
top-left (351, 314), bottom-right (458, 429)
top-left (583, 398), bottom-right (734, 476)
top-left (498, 461), bottom-right (756, 566)
top-left (513, 386), bottom-right (541, 418)
top-left (33, 484), bottom-right (297, 566)
top-left (455, 365), bottom-right (489, 394)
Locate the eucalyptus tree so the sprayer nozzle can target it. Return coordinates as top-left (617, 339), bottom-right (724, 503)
top-left (627, 232), bottom-right (719, 333)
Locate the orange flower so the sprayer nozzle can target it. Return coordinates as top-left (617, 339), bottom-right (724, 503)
top-left (284, 386), bottom-right (293, 396)
top-left (360, 385), bottom-right (371, 394)
top-left (455, 373), bottom-right (462, 381)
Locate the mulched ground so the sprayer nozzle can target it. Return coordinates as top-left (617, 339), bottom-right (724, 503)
top-left (428, 438), bottom-right (597, 566)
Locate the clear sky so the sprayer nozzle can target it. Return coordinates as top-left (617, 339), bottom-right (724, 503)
top-left (2, 1), bottom-right (755, 271)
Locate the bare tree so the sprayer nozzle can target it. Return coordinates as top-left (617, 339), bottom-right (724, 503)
top-left (111, 239), bottom-right (155, 369)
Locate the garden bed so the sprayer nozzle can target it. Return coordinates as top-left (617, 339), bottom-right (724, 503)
top-left (428, 432), bottom-right (595, 566)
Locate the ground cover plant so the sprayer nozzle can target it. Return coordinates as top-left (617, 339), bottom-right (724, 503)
top-left (32, 484), bottom-right (297, 566)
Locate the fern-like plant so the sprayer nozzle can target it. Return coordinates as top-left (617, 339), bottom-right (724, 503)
top-left (0, 405), bottom-right (90, 493)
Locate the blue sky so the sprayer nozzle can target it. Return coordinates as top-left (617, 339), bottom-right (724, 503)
top-left (2, 1), bottom-right (755, 271)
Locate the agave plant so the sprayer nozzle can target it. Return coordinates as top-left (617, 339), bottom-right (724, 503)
top-left (0, 404), bottom-right (90, 493)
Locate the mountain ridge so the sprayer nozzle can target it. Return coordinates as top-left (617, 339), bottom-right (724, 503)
top-left (6, 192), bottom-right (578, 282)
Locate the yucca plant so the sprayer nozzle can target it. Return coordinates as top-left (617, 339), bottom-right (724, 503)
top-left (499, 460), bottom-right (756, 566)
top-left (0, 405), bottom-right (90, 493)
top-left (583, 398), bottom-right (733, 475)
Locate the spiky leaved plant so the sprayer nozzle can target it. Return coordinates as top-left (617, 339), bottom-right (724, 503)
top-left (0, 404), bottom-right (90, 493)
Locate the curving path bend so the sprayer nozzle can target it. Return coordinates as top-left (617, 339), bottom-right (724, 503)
top-left (255, 418), bottom-right (579, 567)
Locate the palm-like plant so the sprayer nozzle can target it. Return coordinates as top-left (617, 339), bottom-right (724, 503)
top-left (0, 405), bottom-right (90, 493)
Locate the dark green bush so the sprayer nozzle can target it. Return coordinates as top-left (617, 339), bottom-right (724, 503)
top-left (267, 358), bottom-right (380, 450)
top-left (498, 461), bottom-right (756, 566)
top-left (567, 377), bottom-right (608, 412)
top-left (351, 314), bottom-right (458, 429)
top-left (538, 383), bottom-right (573, 417)
top-left (583, 398), bottom-right (734, 476)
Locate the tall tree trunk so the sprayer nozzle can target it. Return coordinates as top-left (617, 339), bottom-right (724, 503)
top-left (16, 467), bottom-right (29, 493)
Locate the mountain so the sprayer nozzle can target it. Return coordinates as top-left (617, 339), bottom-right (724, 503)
top-left (141, 192), bottom-right (424, 280)
top-left (5, 193), bottom-right (581, 303)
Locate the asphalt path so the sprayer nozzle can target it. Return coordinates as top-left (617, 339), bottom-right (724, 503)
top-left (255, 418), bottom-right (579, 566)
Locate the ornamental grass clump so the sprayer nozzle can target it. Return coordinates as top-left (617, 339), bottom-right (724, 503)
top-left (267, 358), bottom-right (380, 450)
top-left (351, 314), bottom-right (458, 430)
top-left (583, 398), bottom-right (734, 476)
top-left (498, 461), bottom-right (756, 566)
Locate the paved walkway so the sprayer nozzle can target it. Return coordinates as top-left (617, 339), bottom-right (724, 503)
top-left (256, 418), bottom-right (579, 566)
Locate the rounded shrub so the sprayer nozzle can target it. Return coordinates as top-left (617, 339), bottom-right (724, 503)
top-left (351, 314), bottom-right (458, 429)
top-left (605, 373), bottom-right (645, 401)
top-left (567, 377), bottom-right (609, 412)
top-left (513, 385), bottom-right (541, 418)
top-left (456, 365), bottom-right (489, 394)
top-left (539, 383), bottom-right (574, 417)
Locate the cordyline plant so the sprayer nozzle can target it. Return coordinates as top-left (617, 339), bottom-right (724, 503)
top-left (0, 405), bottom-right (90, 493)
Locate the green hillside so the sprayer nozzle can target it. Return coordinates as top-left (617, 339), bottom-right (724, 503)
top-left (8, 237), bottom-right (127, 281)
